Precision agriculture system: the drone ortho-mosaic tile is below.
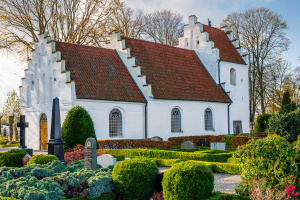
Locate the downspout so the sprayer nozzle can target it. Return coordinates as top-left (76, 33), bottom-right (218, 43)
top-left (218, 59), bottom-right (221, 85)
top-left (145, 102), bottom-right (148, 139)
top-left (228, 103), bottom-right (231, 134)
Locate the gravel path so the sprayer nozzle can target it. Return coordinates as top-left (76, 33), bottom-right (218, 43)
top-left (159, 167), bottom-right (241, 194)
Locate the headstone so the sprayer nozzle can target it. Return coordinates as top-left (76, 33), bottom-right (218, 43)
top-left (151, 136), bottom-right (163, 141)
top-left (22, 154), bottom-right (32, 166)
top-left (17, 115), bottom-right (33, 156)
top-left (48, 98), bottom-right (65, 162)
top-left (84, 138), bottom-right (97, 170)
top-left (13, 124), bottom-right (18, 141)
top-left (8, 116), bottom-right (14, 141)
top-left (200, 139), bottom-right (209, 147)
top-left (181, 141), bottom-right (195, 149)
top-left (97, 154), bottom-right (117, 168)
top-left (210, 142), bottom-right (226, 151)
top-left (250, 122), bottom-right (255, 134)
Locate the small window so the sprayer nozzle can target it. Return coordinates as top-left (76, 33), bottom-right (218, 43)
top-left (109, 109), bottom-right (122, 137)
top-left (230, 68), bottom-right (236, 85)
top-left (205, 108), bottom-right (213, 130)
top-left (171, 108), bottom-right (181, 132)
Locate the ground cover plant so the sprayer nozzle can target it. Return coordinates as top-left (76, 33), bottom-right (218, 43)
top-left (0, 160), bottom-right (114, 199)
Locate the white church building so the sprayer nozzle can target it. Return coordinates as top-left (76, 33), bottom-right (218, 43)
top-left (19, 15), bottom-right (249, 150)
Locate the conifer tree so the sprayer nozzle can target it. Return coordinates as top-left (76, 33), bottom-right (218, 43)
top-left (282, 90), bottom-right (291, 108)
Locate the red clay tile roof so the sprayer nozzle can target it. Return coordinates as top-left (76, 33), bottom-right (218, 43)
top-left (121, 37), bottom-right (231, 103)
top-left (55, 41), bottom-right (146, 103)
top-left (203, 25), bottom-right (246, 64)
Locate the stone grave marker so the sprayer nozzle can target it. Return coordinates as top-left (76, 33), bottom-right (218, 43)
top-left (151, 136), bottom-right (163, 141)
top-left (210, 142), bottom-right (226, 151)
top-left (17, 115), bottom-right (33, 156)
top-left (181, 141), bottom-right (195, 149)
top-left (48, 98), bottom-right (65, 162)
top-left (97, 154), bottom-right (117, 168)
top-left (22, 154), bottom-right (32, 166)
top-left (8, 116), bottom-right (14, 141)
top-left (84, 138), bottom-right (97, 170)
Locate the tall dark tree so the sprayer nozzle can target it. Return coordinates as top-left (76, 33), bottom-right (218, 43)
top-left (282, 90), bottom-right (291, 108)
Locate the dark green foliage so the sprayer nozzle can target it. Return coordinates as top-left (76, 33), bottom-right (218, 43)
top-left (0, 149), bottom-right (27, 167)
top-left (110, 154), bottom-right (125, 161)
top-left (162, 161), bottom-right (214, 200)
top-left (282, 90), bottom-right (291, 107)
top-left (0, 197), bottom-right (19, 200)
top-left (279, 102), bottom-right (298, 115)
top-left (204, 192), bottom-right (250, 200)
top-left (112, 158), bottom-right (159, 200)
top-left (254, 113), bottom-right (271, 133)
top-left (27, 154), bottom-right (58, 165)
top-left (62, 106), bottom-right (99, 150)
top-left (267, 110), bottom-right (300, 143)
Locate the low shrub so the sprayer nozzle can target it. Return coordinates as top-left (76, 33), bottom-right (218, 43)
top-left (205, 192), bottom-right (250, 200)
top-left (195, 161), bottom-right (241, 174)
top-left (153, 159), bottom-right (181, 167)
top-left (112, 158), bottom-right (158, 200)
top-left (28, 154), bottom-right (58, 165)
top-left (0, 149), bottom-right (27, 167)
top-left (162, 161), bottom-right (214, 200)
top-left (255, 113), bottom-right (272, 133)
top-left (98, 139), bottom-right (171, 149)
top-left (110, 154), bottom-right (125, 161)
top-left (0, 136), bottom-right (8, 145)
top-left (64, 144), bottom-right (103, 164)
top-left (280, 102), bottom-right (297, 115)
top-left (227, 158), bottom-right (241, 164)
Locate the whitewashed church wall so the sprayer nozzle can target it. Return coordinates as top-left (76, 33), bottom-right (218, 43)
top-left (219, 61), bottom-right (250, 133)
top-left (75, 100), bottom-right (145, 141)
top-left (146, 99), bottom-right (229, 141)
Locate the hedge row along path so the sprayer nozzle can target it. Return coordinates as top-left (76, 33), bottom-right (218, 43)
top-left (158, 167), bottom-right (241, 194)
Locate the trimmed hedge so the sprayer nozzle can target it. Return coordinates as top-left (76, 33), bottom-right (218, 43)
top-left (227, 158), bottom-right (241, 164)
top-left (194, 161), bottom-right (241, 174)
top-left (98, 139), bottom-right (171, 149)
top-left (28, 155), bottom-right (58, 165)
top-left (163, 161), bottom-right (214, 200)
top-left (130, 157), bottom-right (181, 167)
top-left (104, 149), bottom-right (233, 162)
top-left (110, 154), bottom-right (125, 161)
top-left (0, 149), bottom-right (27, 167)
top-left (205, 192), bottom-right (250, 200)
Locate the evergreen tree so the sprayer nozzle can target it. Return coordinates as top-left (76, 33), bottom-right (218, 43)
top-left (282, 90), bottom-right (291, 108)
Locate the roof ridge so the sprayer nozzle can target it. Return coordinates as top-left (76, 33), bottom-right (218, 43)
top-left (53, 40), bottom-right (112, 51)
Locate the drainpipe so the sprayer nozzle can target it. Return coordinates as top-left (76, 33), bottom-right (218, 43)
top-left (218, 60), bottom-right (221, 85)
top-left (145, 102), bottom-right (148, 139)
top-left (228, 103), bottom-right (231, 134)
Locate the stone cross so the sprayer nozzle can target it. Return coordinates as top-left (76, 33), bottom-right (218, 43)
top-left (17, 115), bottom-right (28, 149)
top-left (9, 116), bottom-right (14, 141)
top-left (84, 138), bottom-right (97, 170)
top-left (48, 98), bottom-right (65, 162)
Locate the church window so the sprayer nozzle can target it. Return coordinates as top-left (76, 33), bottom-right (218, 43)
top-left (36, 79), bottom-right (40, 104)
top-left (109, 109), bottom-right (122, 137)
top-left (230, 68), bottom-right (236, 85)
top-left (205, 108), bottom-right (213, 131)
top-left (171, 108), bottom-right (181, 132)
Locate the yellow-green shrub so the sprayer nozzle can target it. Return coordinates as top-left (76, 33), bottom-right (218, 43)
top-left (28, 155), bottom-right (58, 165)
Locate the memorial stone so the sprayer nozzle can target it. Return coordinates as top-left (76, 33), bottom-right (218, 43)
top-left (97, 154), bottom-right (117, 168)
top-left (181, 141), bottom-right (195, 149)
top-left (210, 142), bottom-right (226, 151)
top-left (22, 154), bottom-right (32, 166)
top-left (8, 116), bottom-right (14, 141)
top-left (84, 138), bottom-right (97, 170)
top-left (151, 136), bottom-right (163, 141)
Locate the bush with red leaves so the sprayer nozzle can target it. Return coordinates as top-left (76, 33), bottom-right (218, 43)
top-left (64, 144), bottom-right (104, 164)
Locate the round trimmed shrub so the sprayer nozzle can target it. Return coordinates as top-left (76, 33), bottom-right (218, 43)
top-left (162, 161), bottom-right (214, 200)
top-left (0, 149), bottom-right (27, 167)
top-left (254, 113), bottom-right (271, 133)
top-left (62, 106), bottom-right (99, 150)
top-left (112, 158), bottom-right (158, 200)
top-left (28, 154), bottom-right (58, 165)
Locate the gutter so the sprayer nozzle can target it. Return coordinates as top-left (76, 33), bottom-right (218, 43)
top-left (228, 103), bottom-right (231, 134)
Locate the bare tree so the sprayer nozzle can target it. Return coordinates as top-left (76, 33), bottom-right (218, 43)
top-left (221, 8), bottom-right (289, 121)
top-left (0, 0), bottom-right (119, 59)
top-left (143, 10), bottom-right (184, 46)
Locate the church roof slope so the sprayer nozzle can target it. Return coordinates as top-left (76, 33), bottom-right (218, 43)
top-left (55, 41), bottom-right (146, 103)
top-left (203, 25), bottom-right (246, 64)
top-left (122, 37), bottom-right (231, 103)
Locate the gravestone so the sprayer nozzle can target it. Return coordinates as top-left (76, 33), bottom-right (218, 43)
top-left (47, 98), bottom-right (65, 162)
top-left (181, 141), bottom-right (195, 149)
top-left (97, 154), bottom-right (117, 168)
top-left (13, 124), bottom-right (18, 141)
top-left (84, 138), bottom-right (97, 170)
top-left (22, 154), bottom-right (32, 166)
top-left (250, 122), bottom-right (255, 134)
top-left (200, 139), bottom-right (209, 147)
top-left (210, 142), bottom-right (226, 151)
top-left (151, 136), bottom-right (163, 141)
top-left (17, 115), bottom-right (33, 156)
top-left (8, 116), bottom-right (14, 141)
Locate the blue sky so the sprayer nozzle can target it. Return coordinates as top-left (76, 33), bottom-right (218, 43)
top-left (0, 0), bottom-right (299, 106)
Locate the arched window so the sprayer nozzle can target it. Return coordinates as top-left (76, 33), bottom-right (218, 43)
top-left (205, 108), bottom-right (213, 130)
top-left (230, 68), bottom-right (236, 85)
top-left (171, 108), bottom-right (181, 132)
top-left (109, 109), bottom-right (122, 137)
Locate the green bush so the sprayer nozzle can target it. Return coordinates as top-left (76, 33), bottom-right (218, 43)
top-left (267, 110), bottom-right (300, 143)
top-left (227, 158), bottom-right (241, 164)
top-left (112, 158), bottom-right (158, 200)
top-left (195, 161), bottom-right (241, 174)
top-left (28, 155), bottom-right (58, 165)
top-left (0, 197), bottom-right (19, 200)
top-left (282, 90), bottom-right (291, 107)
top-left (162, 161), bottom-right (214, 200)
top-left (255, 113), bottom-right (271, 133)
top-left (110, 154), bottom-right (125, 161)
top-left (0, 136), bottom-right (8, 145)
top-left (62, 106), bottom-right (99, 150)
top-left (204, 192), bottom-right (250, 200)
top-left (279, 102), bottom-right (298, 115)
top-left (0, 149), bottom-right (27, 167)
top-left (233, 136), bottom-right (297, 194)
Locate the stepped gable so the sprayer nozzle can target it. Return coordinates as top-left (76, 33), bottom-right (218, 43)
top-left (55, 41), bottom-right (146, 103)
top-left (203, 25), bottom-right (246, 64)
top-left (121, 37), bottom-right (231, 103)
